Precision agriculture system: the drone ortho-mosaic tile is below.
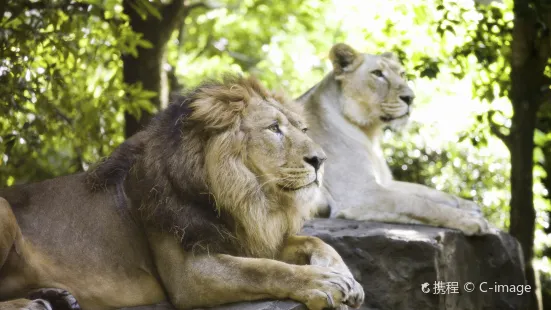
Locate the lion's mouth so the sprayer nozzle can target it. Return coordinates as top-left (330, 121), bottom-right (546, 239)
top-left (278, 179), bottom-right (319, 191)
top-left (380, 111), bottom-right (410, 122)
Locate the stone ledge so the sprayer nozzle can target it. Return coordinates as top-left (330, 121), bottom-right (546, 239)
top-left (301, 219), bottom-right (527, 310)
top-left (120, 300), bottom-right (306, 310)
top-left (195, 300), bottom-right (306, 310)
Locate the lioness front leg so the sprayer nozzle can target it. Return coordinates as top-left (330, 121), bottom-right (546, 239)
top-left (336, 187), bottom-right (490, 235)
top-left (389, 181), bottom-right (482, 214)
top-left (149, 233), bottom-right (363, 310)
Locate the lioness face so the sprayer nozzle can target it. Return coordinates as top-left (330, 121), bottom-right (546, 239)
top-left (333, 47), bottom-right (415, 130)
top-left (242, 97), bottom-right (326, 196)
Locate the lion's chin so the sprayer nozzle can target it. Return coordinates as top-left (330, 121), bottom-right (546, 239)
top-left (277, 180), bottom-right (319, 192)
top-left (380, 111), bottom-right (409, 123)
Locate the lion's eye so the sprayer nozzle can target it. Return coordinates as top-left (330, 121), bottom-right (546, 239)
top-left (371, 70), bottom-right (384, 77)
top-left (268, 123), bottom-right (281, 134)
top-left (400, 72), bottom-right (406, 78)
top-left (302, 128), bottom-right (308, 133)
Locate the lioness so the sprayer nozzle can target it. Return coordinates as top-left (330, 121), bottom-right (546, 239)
top-left (297, 43), bottom-right (490, 235)
top-left (0, 76), bottom-right (364, 310)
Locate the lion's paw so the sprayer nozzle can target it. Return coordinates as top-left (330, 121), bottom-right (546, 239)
top-left (292, 266), bottom-right (364, 310)
top-left (27, 288), bottom-right (81, 310)
top-left (22, 299), bottom-right (53, 310)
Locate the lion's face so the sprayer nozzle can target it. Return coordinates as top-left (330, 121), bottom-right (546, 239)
top-left (242, 97), bottom-right (326, 196)
top-left (189, 77), bottom-right (327, 218)
top-left (330, 44), bottom-right (415, 131)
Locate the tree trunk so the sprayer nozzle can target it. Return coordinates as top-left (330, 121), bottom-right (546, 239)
top-left (507, 1), bottom-right (550, 309)
top-left (509, 100), bottom-right (539, 310)
top-left (122, 0), bottom-right (188, 138)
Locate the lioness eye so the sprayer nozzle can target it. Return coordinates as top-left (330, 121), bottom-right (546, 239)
top-left (400, 72), bottom-right (406, 78)
top-left (371, 70), bottom-right (384, 77)
top-left (268, 123), bottom-right (281, 134)
top-left (302, 128), bottom-right (308, 133)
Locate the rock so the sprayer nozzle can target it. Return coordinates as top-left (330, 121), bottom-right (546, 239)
top-left (119, 300), bottom-right (305, 310)
top-left (301, 219), bottom-right (528, 310)
top-left (196, 300), bottom-right (306, 310)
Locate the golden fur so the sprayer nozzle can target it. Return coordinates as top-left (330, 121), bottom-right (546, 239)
top-left (0, 76), bottom-right (364, 310)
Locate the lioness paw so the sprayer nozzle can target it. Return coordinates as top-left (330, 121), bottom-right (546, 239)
top-left (457, 215), bottom-right (490, 236)
top-left (292, 266), bottom-right (364, 310)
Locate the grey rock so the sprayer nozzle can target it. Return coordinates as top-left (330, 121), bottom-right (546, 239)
top-left (119, 300), bottom-right (305, 310)
top-left (301, 219), bottom-right (528, 310)
top-left (196, 300), bottom-right (306, 310)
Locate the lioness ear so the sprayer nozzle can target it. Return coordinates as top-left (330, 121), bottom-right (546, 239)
top-left (381, 51), bottom-right (400, 63)
top-left (329, 43), bottom-right (363, 78)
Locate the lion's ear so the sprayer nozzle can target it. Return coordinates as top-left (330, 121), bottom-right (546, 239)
top-left (188, 84), bottom-right (249, 130)
top-left (381, 51), bottom-right (400, 63)
top-left (189, 96), bottom-right (244, 130)
top-left (329, 43), bottom-right (363, 79)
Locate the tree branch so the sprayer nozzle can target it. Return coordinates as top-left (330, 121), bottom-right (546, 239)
top-left (185, 2), bottom-right (210, 12)
top-left (543, 86), bottom-right (551, 105)
top-left (161, 0), bottom-right (187, 33)
top-left (487, 110), bottom-right (512, 148)
top-left (159, 0), bottom-right (211, 48)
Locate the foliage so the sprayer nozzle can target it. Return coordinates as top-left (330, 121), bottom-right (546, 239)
top-left (0, 0), bottom-right (155, 185)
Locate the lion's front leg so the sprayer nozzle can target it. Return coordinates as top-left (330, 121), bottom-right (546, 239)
top-left (0, 197), bottom-right (22, 268)
top-left (278, 236), bottom-right (351, 276)
top-left (278, 236), bottom-right (364, 310)
top-left (148, 232), bottom-right (362, 310)
top-left (0, 299), bottom-right (52, 310)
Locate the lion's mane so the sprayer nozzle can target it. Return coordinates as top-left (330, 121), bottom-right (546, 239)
top-left (86, 76), bottom-right (308, 258)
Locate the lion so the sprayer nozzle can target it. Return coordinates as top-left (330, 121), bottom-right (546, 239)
top-left (296, 43), bottom-right (490, 235)
top-left (0, 76), bottom-right (364, 310)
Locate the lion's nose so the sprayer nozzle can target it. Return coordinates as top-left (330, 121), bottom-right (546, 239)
top-left (304, 155), bottom-right (326, 171)
top-left (400, 95), bottom-right (413, 106)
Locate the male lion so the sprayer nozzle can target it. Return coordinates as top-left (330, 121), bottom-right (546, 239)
top-left (0, 76), bottom-right (364, 310)
top-left (297, 43), bottom-right (490, 235)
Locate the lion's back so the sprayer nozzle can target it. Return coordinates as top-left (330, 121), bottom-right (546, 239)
top-left (0, 173), bottom-right (164, 307)
top-left (1, 173), bottom-right (102, 220)
top-left (0, 173), bottom-right (152, 274)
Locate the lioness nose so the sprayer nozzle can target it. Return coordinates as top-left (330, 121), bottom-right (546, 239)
top-left (304, 155), bottom-right (326, 171)
top-left (400, 95), bottom-right (413, 106)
